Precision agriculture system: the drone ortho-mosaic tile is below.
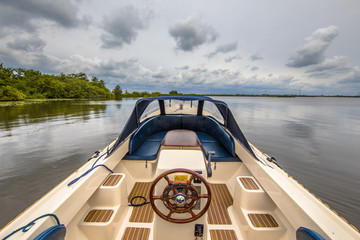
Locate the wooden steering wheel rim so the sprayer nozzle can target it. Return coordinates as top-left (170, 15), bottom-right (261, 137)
top-left (149, 168), bottom-right (212, 224)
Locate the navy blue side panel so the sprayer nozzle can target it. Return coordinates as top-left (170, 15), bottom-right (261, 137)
top-left (195, 132), bottom-right (217, 142)
top-left (128, 117), bottom-right (156, 154)
top-left (225, 109), bottom-right (256, 157)
top-left (182, 116), bottom-right (235, 156)
top-left (195, 131), bottom-right (240, 162)
top-left (33, 225), bottom-right (66, 240)
top-left (147, 131), bottom-right (167, 141)
top-left (296, 227), bottom-right (326, 240)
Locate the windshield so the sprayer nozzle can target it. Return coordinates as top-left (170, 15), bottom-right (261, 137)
top-left (164, 99), bottom-right (198, 115)
top-left (139, 98), bottom-right (224, 124)
top-left (139, 100), bottom-right (161, 122)
top-left (203, 101), bottom-right (224, 124)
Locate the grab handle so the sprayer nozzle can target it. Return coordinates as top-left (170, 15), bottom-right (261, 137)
top-left (206, 151), bottom-right (215, 178)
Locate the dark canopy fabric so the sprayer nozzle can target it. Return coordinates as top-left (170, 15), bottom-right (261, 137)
top-left (110, 95), bottom-right (256, 158)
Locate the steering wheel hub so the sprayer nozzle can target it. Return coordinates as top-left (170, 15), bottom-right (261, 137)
top-left (174, 193), bottom-right (187, 205)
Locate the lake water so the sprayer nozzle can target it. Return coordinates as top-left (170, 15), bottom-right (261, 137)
top-left (0, 97), bottom-right (359, 230)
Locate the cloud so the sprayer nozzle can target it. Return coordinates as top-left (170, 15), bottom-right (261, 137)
top-left (101, 5), bottom-right (149, 48)
top-left (151, 67), bottom-right (168, 79)
top-left (206, 42), bottom-right (237, 58)
top-left (0, 0), bottom-right (83, 33)
top-left (225, 54), bottom-right (242, 62)
top-left (305, 56), bottom-right (352, 78)
top-left (169, 16), bottom-right (218, 52)
top-left (249, 53), bottom-right (263, 61)
top-left (7, 36), bottom-right (46, 52)
top-left (287, 25), bottom-right (339, 68)
top-left (301, 55), bottom-right (360, 92)
top-left (251, 66), bottom-right (259, 71)
top-left (0, 5), bottom-right (36, 34)
top-left (174, 67), bottom-right (241, 87)
top-left (0, 42), bottom-right (310, 94)
top-left (339, 71), bottom-right (360, 84)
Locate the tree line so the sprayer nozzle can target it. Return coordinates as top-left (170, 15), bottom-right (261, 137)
top-left (0, 64), bottom-right (180, 101)
top-left (112, 86), bottom-right (179, 99)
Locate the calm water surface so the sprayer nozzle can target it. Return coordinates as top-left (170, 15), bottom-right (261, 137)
top-left (0, 97), bottom-right (359, 229)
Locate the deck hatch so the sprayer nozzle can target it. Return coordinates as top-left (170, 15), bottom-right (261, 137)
top-left (248, 213), bottom-right (278, 228)
top-left (209, 229), bottom-right (237, 240)
top-left (122, 227), bottom-right (150, 240)
top-left (128, 182), bottom-right (154, 222)
top-left (207, 184), bottom-right (233, 224)
top-left (239, 177), bottom-right (259, 190)
top-left (84, 209), bottom-right (113, 222)
top-left (102, 174), bottom-right (122, 186)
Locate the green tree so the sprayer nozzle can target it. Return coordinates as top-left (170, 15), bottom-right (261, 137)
top-left (150, 92), bottom-right (161, 97)
top-left (0, 85), bottom-right (26, 101)
top-left (91, 76), bottom-right (99, 83)
top-left (112, 85), bottom-right (123, 99)
top-left (140, 91), bottom-right (150, 97)
top-left (169, 90), bottom-right (178, 95)
top-left (132, 91), bottom-right (141, 97)
top-left (0, 64), bottom-right (114, 100)
top-left (67, 72), bottom-right (88, 81)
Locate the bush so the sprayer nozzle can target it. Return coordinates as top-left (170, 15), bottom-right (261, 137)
top-left (0, 86), bottom-right (26, 101)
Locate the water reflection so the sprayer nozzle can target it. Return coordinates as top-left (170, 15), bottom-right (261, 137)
top-left (285, 121), bottom-right (313, 139)
top-left (0, 100), bottom-right (108, 132)
top-left (283, 120), bottom-right (321, 163)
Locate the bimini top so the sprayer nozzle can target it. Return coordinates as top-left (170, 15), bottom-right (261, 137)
top-left (110, 95), bottom-right (255, 157)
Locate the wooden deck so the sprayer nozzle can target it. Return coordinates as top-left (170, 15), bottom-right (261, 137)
top-left (102, 174), bottom-right (122, 187)
top-left (248, 213), bottom-right (278, 228)
top-left (128, 182), bottom-right (154, 223)
top-left (84, 209), bottom-right (113, 222)
top-left (207, 184), bottom-right (233, 224)
top-left (239, 177), bottom-right (259, 190)
top-left (209, 229), bottom-right (238, 240)
top-left (122, 227), bottom-right (150, 240)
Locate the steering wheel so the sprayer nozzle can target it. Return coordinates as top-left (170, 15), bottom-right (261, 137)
top-left (149, 168), bottom-right (211, 223)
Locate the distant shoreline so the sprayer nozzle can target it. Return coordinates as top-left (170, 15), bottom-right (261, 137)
top-left (1, 94), bottom-right (359, 106)
top-left (204, 94), bottom-right (360, 98)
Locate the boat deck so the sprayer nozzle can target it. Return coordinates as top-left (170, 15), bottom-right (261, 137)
top-left (207, 184), bottom-right (233, 225)
top-left (73, 156), bottom-right (293, 240)
top-left (119, 182), bottom-right (240, 239)
top-left (122, 227), bottom-right (150, 240)
top-left (128, 182), bottom-right (154, 223)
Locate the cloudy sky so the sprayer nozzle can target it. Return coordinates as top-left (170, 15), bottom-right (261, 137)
top-left (0, 0), bottom-right (360, 95)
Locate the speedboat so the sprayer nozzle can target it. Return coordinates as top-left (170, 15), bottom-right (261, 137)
top-left (1, 95), bottom-right (359, 240)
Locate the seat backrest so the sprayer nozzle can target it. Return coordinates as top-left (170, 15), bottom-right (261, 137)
top-left (128, 115), bottom-right (181, 154)
top-left (182, 115), bottom-right (236, 156)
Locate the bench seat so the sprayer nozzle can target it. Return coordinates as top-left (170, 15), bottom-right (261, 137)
top-left (197, 132), bottom-right (240, 162)
top-left (123, 131), bottom-right (166, 160)
top-left (123, 115), bottom-right (241, 162)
